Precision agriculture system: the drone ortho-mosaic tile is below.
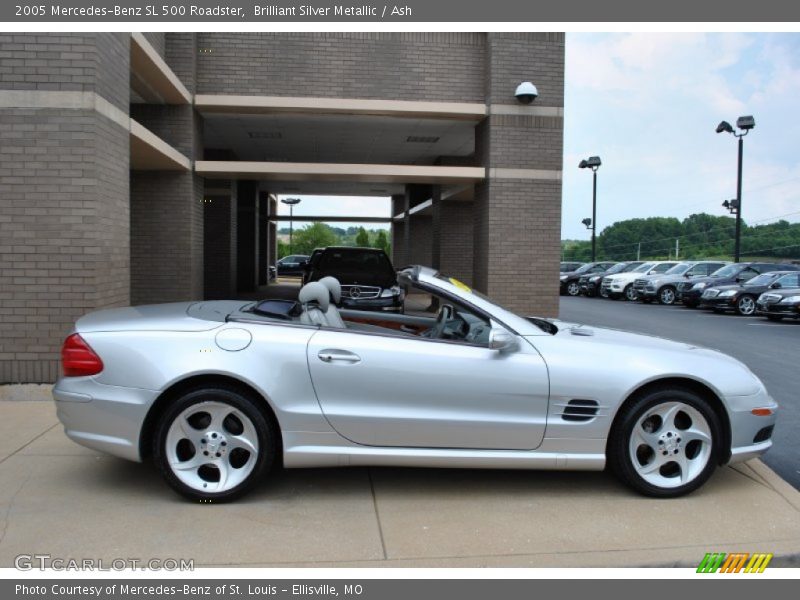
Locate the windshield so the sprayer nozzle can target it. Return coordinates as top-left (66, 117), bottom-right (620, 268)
top-left (318, 248), bottom-right (395, 279)
top-left (605, 262), bottom-right (629, 275)
top-left (634, 262), bottom-right (655, 273)
top-left (711, 264), bottom-right (740, 278)
top-left (574, 263), bottom-right (597, 274)
top-left (745, 273), bottom-right (779, 287)
top-left (664, 263), bottom-right (693, 275)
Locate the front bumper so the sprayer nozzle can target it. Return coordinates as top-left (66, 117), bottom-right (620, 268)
top-left (725, 389), bottom-right (778, 464)
top-left (756, 301), bottom-right (800, 318)
top-left (53, 377), bottom-right (158, 462)
top-left (677, 288), bottom-right (703, 304)
top-left (699, 295), bottom-right (737, 311)
top-left (340, 295), bottom-right (403, 312)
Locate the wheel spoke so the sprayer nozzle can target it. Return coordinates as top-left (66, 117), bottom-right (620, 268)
top-left (170, 453), bottom-right (206, 472)
top-left (207, 404), bottom-right (231, 431)
top-left (178, 416), bottom-right (203, 444)
top-left (654, 403), bottom-right (681, 430)
top-left (675, 452), bottom-right (690, 484)
top-left (682, 426), bottom-right (711, 445)
top-left (633, 426), bottom-right (659, 450)
top-left (639, 453), bottom-right (667, 474)
top-left (213, 460), bottom-right (230, 491)
top-left (229, 434), bottom-right (257, 456)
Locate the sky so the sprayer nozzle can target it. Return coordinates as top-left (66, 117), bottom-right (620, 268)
top-left (278, 33), bottom-right (800, 242)
top-left (562, 32), bottom-right (800, 242)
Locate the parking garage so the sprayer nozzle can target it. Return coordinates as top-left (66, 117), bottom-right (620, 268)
top-left (0, 32), bottom-right (565, 382)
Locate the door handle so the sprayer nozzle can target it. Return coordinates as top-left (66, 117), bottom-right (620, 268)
top-left (317, 350), bottom-right (361, 364)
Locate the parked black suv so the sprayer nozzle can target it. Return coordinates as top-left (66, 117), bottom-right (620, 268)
top-left (305, 246), bottom-right (403, 311)
top-left (699, 271), bottom-right (800, 315)
top-left (560, 261), bottom-right (616, 296)
top-left (678, 262), bottom-right (800, 308)
top-left (578, 261), bottom-right (643, 297)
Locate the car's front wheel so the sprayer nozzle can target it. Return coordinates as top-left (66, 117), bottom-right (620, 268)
top-left (624, 284), bottom-right (637, 301)
top-left (608, 387), bottom-right (722, 497)
top-left (736, 294), bottom-right (756, 316)
top-left (153, 386), bottom-right (276, 502)
top-left (658, 286), bottom-right (677, 305)
top-left (566, 281), bottom-right (581, 296)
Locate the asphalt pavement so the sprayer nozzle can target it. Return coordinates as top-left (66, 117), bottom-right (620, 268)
top-left (559, 295), bottom-right (800, 489)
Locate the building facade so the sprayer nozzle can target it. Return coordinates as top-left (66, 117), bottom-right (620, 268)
top-left (0, 32), bottom-right (564, 383)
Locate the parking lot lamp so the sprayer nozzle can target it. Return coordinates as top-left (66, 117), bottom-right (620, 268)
top-left (281, 197), bottom-right (302, 254)
top-left (716, 116), bottom-right (755, 262)
top-left (579, 156), bottom-right (602, 261)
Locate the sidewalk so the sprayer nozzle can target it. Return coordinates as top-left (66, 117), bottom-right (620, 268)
top-left (1, 392), bottom-right (799, 568)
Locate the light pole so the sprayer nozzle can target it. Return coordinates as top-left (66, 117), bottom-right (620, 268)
top-left (716, 116), bottom-right (755, 262)
top-left (579, 156), bottom-right (601, 262)
top-left (280, 197), bottom-right (301, 254)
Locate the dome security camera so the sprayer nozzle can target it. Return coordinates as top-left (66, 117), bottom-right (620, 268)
top-left (514, 81), bottom-right (539, 104)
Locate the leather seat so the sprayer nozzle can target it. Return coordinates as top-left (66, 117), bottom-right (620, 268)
top-left (318, 276), bottom-right (346, 328)
top-left (298, 282), bottom-right (330, 326)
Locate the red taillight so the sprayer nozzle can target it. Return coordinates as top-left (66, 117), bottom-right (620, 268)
top-left (61, 334), bottom-right (104, 377)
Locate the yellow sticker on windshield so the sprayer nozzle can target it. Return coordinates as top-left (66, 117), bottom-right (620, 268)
top-left (449, 277), bottom-right (472, 292)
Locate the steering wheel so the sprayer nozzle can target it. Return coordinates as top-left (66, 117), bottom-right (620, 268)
top-left (428, 304), bottom-right (453, 340)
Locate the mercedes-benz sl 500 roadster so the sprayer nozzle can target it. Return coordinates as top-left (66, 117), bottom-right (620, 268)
top-left (54, 266), bottom-right (777, 501)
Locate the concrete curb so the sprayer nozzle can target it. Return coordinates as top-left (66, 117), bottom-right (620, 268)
top-left (0, 383), bottom-right (52, 401)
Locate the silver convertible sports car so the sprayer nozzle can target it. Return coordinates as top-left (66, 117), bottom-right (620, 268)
top-left (54, 266), bottom-right (777, 502)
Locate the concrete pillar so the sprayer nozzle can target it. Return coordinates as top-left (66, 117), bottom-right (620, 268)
top-left (203, 185), bottom-right (237, 300)
top-left (236, 180), bottom-right (259, 293)
top-left (472, 33), bottom-right (564, 317)
top-left (129, 33), bottom-right (204, 305)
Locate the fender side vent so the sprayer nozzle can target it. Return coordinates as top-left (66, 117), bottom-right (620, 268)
top-left (562, 399), bottom-right (599, 422)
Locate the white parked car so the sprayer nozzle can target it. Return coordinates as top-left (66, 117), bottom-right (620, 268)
top-left (601, 261), bottom-right (678, 301)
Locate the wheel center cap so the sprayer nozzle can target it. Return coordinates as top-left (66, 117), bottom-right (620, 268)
top-left (204, 431), bottom-right (226, 454)
top-left (660, 430), bottom-right (681, 454)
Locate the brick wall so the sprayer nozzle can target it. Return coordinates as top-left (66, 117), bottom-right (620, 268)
top-left (486, 32), bottom-right (565, 107)
top-left (438, 201), bottom-right (474, 286)
top-left (130, 171), bottom-right (204, 305)
top-left (204, 189), bottom-right (237, 300)
top-left (195, 32), bottom-right (485, 102)
top-left (142, 33), bottom-right (166, 58)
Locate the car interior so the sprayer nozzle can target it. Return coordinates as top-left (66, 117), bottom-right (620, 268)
top-left (227, 277), bottom-right (494, 346)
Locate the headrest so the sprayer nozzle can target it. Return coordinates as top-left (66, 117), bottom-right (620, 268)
top-left (298, 282), bottom-right (330, 311)
top-left (318, 276), bottom-right (342, 304)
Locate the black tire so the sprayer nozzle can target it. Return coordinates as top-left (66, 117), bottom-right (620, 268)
top-left (735, 294), bottom-right (756, 316)
top-left (624, 284), bottom-right (637, 301)
top-left (766, 315), bottom-right (784, 322)
top-left (608, 386), bottom-right (722, 498)
top-left (153, 386), bottom-right (277, 502)
top-left (658, 286), bottom-right (677, 305)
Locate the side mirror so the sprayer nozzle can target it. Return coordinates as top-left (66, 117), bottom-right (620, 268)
top-left (771, 282), bottom-right (782, 289)
top-left (488, 327), bottom-right (517, 352)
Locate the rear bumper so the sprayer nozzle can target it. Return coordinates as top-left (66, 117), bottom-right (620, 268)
top-left (53, 377), bottom-right (157, 462)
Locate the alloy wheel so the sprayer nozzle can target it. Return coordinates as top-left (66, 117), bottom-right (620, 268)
top-left (624, 284), bottom-right (636, 301)
top-left (737, 295), bottom-right (756, 316)
top-left (659, 287), bottom-right (676, 305)
top-left (567, 282), bottom-right (581, 296)
top-left (165, 401), bottom-right (260, 494)
top-left (628, 401), bottom-right (713, 489)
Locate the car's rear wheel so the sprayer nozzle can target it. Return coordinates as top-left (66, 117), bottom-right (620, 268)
top-left (658, 286), bottom-right (677, 305)
top-left (736, 295), bottom-right (756, 316)
top-left (624, 284), bottom-right (637, 301)
top-left (154, 386), bottom-right (276, 502)
top-left (567, 281), bottom-right (581, 296)
top-left (608, 387), bottom-right (721, 497)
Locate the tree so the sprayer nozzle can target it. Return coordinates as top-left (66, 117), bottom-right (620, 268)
top-left (277, 239), bottom-right (290, 259)
top-left (291, 223), bottom-right (339, 255)
top-left (355, 227), bottom-right (370, 247)
top-left (374, 229), bottom-right (390, 254)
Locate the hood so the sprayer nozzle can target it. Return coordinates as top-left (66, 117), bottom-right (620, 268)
top-left (315, 268), bottom-right (396, 288)
top-left (549, 320), bottom-right (703, 352)
top-left (75, 302), bottom-right (236, 333)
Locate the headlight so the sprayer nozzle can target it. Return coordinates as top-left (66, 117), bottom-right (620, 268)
top-left (589, 276), bottom-right (600, 282)
top-left (560, 275), bottom-right (568, 281)
top-left (692, 282), bottom-right (707, 290)
top-left (718, 290), bottom-right (737, 298)
top-left (779, 295), bottom-right (800, 304)
top-left (380, 286), bottom-right (402, 298)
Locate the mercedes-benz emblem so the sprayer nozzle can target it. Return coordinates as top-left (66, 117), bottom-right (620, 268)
top-left (349, 287), bottom-right (362, 298)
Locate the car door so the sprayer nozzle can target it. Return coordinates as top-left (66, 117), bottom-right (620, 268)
top-left (305, 327), bottom-right (550, 450)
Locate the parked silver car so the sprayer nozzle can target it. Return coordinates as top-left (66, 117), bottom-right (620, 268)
top-left (54, 266), bottom-right (777, 502)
